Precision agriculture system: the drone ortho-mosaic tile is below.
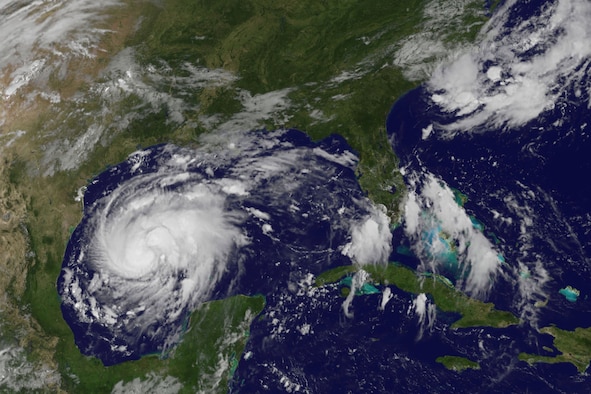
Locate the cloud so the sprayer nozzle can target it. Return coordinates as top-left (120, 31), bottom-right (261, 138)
top-left (0, 345), bottom-right (60, 392)
top-left (59, 129), bottom-right (383, 364)
top-left (111, 373), bottom-right (182, 394)
top-left (412, 293), bottom-right (436, 340)
top-left (393, 0), bottom-right (484, 81)
top-left (201, 88), bottom-right (293, 134)
top-left (0, 0), bottom-right (122, 93)
top-left (403, 172), bottom-right (501, 298)
top-left (342, 203), bottom-right (392, 265)
top-left (61, 161), bottom-right (249, 361)
top-left (428, 0), bottom-right (591, 133)
top-left (379, 287), bottom-right (394, 310)
top-left (342, 270), bottom-right (370, 318)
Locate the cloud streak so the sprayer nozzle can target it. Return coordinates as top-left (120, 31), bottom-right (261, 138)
top-left (59, 129), bottom-right (392, 365)
top-left (0, 0), bottom-right (121, 96)
top-left (428, 0), bottom-right (591, 133)
top-left (403, 172), bottom-right (501, 298)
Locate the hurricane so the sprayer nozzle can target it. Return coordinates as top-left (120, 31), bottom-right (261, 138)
top-left (58, 129), bottom-right (392, 365)
top-left (60, 171), bottom-right (247, 360)
top-left (21, 0), bottom-right (591, 390)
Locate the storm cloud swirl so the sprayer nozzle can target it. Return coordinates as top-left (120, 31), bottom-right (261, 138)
top-left (58, 129), bottom-right (392, 365)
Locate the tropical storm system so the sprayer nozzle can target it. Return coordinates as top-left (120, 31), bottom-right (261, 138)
top-left (59, 130), bottom-right (391, 366)
top-left (0, 0), bottom-right (590, 392)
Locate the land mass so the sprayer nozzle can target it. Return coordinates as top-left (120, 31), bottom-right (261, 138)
top-left (315, 262), bottom-right (519, 329)
top-left (57, 294), bottom-right (265, 393)
top-left (518, 326), bottom-right (591, 374)
top-left (436, 355), bottom-right (480, 372)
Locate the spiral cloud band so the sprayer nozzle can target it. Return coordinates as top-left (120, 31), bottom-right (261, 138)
top-left (58, 129), bottom-right (392, 365)
top-left (60, 168), bottom-right (247, 364)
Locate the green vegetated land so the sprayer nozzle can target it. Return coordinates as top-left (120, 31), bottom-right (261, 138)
top-left (317, 264), bottom-right (591, 374)
top-left (59, 294), bottom-right (264, 393)
top-left (518, 326), bottom-right (591, 373)
top-left (3, 0), bottom-right (494, 391)
top-left (315, 262), bottom-right (519, 329)
top-left (130, 0), bottom-right (426, 214)
top-left (14, 138), bottom-right (265, 392)
top-left (129, 0), bottom-right (489, 216)
top-left (436, 355), bottom-right (480, 372)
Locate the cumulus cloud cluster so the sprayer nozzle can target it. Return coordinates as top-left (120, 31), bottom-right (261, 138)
top-left (403, 172), bottom-right (501, 298)
top-left (429, 0), bottom-right (591, 133)
top-left (59, 129), bottom-right (393, 364)
top-left (342, 203), bottom-right (392, 265)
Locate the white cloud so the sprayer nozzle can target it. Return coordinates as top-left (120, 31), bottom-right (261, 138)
top-left (246, 207), bottom-right (271, 221)
top-left (379, 287), bottom-right (393, 310)
top-left (412, 293), bottom-right (436, 339)
top-left (0, 345), bottom-right (60, 392)
top-left (4, 59), bottom-right (46, 98)
top-left (342, 203), bottom-right (392, 265)
top-left (500, 187), bottom-right (553, 327)
top-left (61, 170), bottom-right (249, 355)
top-left (0, 0), bottom-right (122, 95)
top-left (0, 130), bottom-right (26, 151)
top-left (205, 88), bottom-right (293, 133)
top-left (428, 0), bottom-right (591, 133)
top-left (312, 147), bottom-right (358, 168)
top-left (60, 129), bottom-right (380, 363)
top-left (403, 172), bottom-right (501, 298)
top-left (111, 373), bottom-right (182, 394)
top-left (392, 0), bottom-right (485, 81)
top-left (41, 47), bottom-right (238, 175)
top-left (342, 269), bottom-right (370, 318)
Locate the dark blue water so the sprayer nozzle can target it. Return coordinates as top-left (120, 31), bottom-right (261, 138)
top-left (387, 79), bottom-right (591, 325)
top-left (232, 272), bottom-right (586, 393)
top-left (58, 129), bottom-right (377, 366)
top-left (60, 0), bottom-right (591, 390)
top-left (363, 0), bottom-right (591, 387)
top-left (63, 81), bottom-right (591, 394)
top-left (60, 106), bottom-right (591, 390)
top-left (230, 81), bottom-right (591, 392)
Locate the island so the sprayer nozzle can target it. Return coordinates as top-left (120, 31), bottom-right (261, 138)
top-left (315, 262), bottom-right (519, 328)
top-left (518, 326), bottom-right (591, 373)
top-left (559, 286), bottom-right (580, 302)
top-left (436, 355), bottom-right (480, 372)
